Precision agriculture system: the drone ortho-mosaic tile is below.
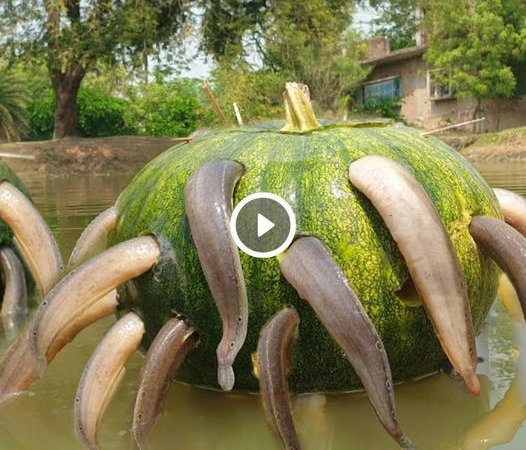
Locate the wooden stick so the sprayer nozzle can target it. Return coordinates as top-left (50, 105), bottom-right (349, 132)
top-left (170, 137), bottom-right (193, 143)
top-left (233, 103), bottom-right (243, 127)
top-left (203, 83), bottom-right (228, 126)
top-left (422, 117), bottom-right (486, 135)
top-left (0, 153), bottom-right (36, 160)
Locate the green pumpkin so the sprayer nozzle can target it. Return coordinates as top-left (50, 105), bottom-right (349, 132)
top-left (111, 94), bottom-right (500, 393)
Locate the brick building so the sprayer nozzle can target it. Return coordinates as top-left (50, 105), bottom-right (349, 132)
top-left (360, 36), bottom-right (526, 132)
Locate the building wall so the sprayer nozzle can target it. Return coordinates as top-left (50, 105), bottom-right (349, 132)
top-left (482, 97), bottom-right (526, 132)
top-left (363, 36), bottom-right (390, 61)
top-left (367, 58), bottom-right (526, 132)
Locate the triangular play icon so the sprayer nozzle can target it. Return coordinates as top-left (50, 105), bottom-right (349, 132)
top-left (257, 213), bottom-right (275, 237)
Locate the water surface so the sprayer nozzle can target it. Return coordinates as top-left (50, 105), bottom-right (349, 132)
top-left (0, 162), bottom-right (525, 450)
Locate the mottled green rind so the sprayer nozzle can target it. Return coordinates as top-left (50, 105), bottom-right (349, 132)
top-left (111, 123), bottom-right (501, 393)
top-left (0, 162), bottom-right (30, 247)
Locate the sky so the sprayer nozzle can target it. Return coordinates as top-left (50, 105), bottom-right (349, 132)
top-left (178, 4), bottom-right (381, 79)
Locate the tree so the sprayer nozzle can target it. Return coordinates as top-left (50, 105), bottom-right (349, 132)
top-left (263, 0), bottom-right (369, 111)
top-left (424, 0), bottom-right (526, 116)
top-left (0, 1), bottom-right (190, 138)
top-left (0, 72), bottom-right (30, 141)
top-left (198, 1), bottom-right (369, 113)
top-left (366, 0), bottom-right (419, 51)
top-left (211, 61), bottom-right (287, 123)
top-left (200, 0), bottom-right (267, 60)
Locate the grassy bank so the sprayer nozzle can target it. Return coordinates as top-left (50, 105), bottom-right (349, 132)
top-left (459, 127), bottom-right (526, 162)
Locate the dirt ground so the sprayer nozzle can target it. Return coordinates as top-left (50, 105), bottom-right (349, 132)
top-left (1, 127), bottom-right (525, 175)
top-left (0, 136), bottom-right (180, 175)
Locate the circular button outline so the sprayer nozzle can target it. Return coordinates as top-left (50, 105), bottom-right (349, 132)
top-left (230, 192), bottom-right (296, 258)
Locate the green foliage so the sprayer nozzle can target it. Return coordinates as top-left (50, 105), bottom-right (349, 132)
top-left (26, 89), bottom-right (55, 140)
top-left (211, 64), bottom-right (287, 123)
top-left (0, 0), bottom-right (192, 137)
top-left (263, 0), bottom-right (370, 111)
top-left (77, 88), bottom-right (139, 137)
top-left (127, 77), bottom-right (206, 137)
top-left (82, 63), bottom-right (133, 98)
top-left (6, 61), bottom-right (55, 140)
top-left (367, 0), bottom-right (419, 50)
top-left (139, 95), bottom-right (198, 137)
top-left (27, 87), bottom-right (138, 140)
top-left (200, 0), bottom-right (369, 113)
top-left (0, 71), bottom-right (31, 141)
top-left (0, 0), bottom-right (191, 73)
top-left (200, 0), bottom-right (266, 59)
top-left (354, 97), bottom-right (402, 121)
top-left (25, 77), bottom-right (212, 140)
top-left (424, 0), bottom-right (526, 106)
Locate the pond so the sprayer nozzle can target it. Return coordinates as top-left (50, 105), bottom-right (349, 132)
top-left (0, 161), bottom-right (525, 450)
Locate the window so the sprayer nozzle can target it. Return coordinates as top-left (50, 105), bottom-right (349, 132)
top-left (428, 70), bottom-right (454, 100)
top-left (363, 76), bottom-right (401, 105)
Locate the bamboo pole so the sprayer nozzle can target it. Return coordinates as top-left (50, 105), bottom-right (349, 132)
top-left (422, 117), bottom-right (486, 135)
top-left (203, 83), bottom-right (228, 126)
top-left (233, 102), bottom-right (243, 126)
top-left (0, 153), bottom-right (36, 160)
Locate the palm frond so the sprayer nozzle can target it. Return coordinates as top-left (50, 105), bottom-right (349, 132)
top-left (0, 72), bottom-right (31, 142)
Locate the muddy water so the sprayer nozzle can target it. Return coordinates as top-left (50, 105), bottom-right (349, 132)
top-left (0, 162), bottom-right (525, 450)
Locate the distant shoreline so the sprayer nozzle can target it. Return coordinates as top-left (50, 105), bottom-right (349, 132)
top-left (1, 128), bottom-right (525, 175)
top-left (0, 136), bottom-right (175, 175)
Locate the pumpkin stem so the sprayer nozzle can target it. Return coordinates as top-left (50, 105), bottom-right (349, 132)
top-left (281, 82), bottom-right (321, 132)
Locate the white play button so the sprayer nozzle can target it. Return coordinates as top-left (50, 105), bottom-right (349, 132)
top-left (230, 192), bottom-right (296, 258)
top-left (257, 213), bottom-right (275, 237)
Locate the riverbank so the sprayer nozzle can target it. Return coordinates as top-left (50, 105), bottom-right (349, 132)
top-left (1, 127), bottom-right (525, 175)
top-left (441, 127), bottom-right (526, 162)
top-left (0, 136), bottom-right (176, 175)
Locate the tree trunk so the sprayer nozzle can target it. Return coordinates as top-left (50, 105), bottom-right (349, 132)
top-left (50, 68), bottom-right (85, 139)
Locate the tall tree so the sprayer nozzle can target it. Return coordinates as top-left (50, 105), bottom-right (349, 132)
top-left (263, 0), bottom-right (369, 111)
top-left (366, 0), bottom-right (419, 50)
top-left (200, 0), bottom-right (267, 60)
top-left (424, 0), bottom-right (526, 116)
top-left (0, 0), bottom-right (190, 138)
top-left (199, 1), bottom-right (368, 112)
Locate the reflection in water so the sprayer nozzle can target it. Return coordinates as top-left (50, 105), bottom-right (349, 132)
top-left (498, 274), bottom-right (525, 323)
top-left (21, 173), bottom-right (134, 260)
top-left (473, 162), bottom-right (526, 198)
top-left (461, 275), bottom-right (526, 450)
top-left (460, 373), bottom-right (526, 450)
top-left (0, 163), bottom-right (525, 449)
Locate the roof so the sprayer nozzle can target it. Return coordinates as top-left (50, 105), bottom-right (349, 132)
top-left (361, 44), bottom-right (428, 66)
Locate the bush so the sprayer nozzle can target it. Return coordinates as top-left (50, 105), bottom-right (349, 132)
top-left (26, 89), bottom-right (54, 140)
top-left (127, 78), bottom-right (203, 137)
top-left (354, 97), bottom-right (402, 122)
top-left (25, 76), bottom-right (220, 140)
top-left (143, 95), bottom-right (199, 136)
top-left (77, 88), bottom-right (139, 137)
top-left (27, 87), bottom-right (139, 140)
